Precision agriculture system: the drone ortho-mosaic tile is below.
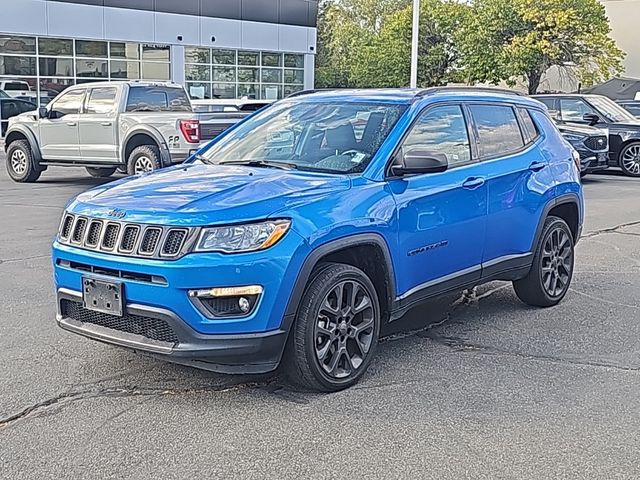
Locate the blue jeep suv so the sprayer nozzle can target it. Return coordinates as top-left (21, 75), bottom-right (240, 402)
top-left (53, 88), bottom-right (584, 391)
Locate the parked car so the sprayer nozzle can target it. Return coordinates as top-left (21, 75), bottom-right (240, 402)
top-left (556, 123), bottom-right (609, 176)
top-left (4, 81), bottom-right (201, 182)
top-left (0, 94), bottom-right (37, 137)
top-left (0, 79), bottom-right (49, 105)
top-left (617, 100), bottom-right (640, 119)
top-left (532, 93), bottom-right (640, 177)
top-left (191, 99), bottom-right (272, 113)
top-left (53, 87), bottom-right (583, 391)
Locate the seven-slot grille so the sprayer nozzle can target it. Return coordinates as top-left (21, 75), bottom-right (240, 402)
top-left (584, 136), bottom-right (608, 151)
top-left (58, 214), bottom-right (195, 259)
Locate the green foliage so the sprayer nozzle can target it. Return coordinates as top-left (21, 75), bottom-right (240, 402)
top-left (315, 0), bottom-right (625, 93)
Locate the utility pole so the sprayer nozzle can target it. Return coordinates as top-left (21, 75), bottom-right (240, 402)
top-left (410, 0), bottom-right (420, 88)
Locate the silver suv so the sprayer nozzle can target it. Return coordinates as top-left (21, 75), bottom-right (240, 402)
top-left (5, 81), bottom-right (201, 182)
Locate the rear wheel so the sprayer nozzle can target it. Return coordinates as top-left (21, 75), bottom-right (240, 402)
top-left (6, 140), bottom-right (41, 183)
top-left (284, 263), bottom-right (380, 392)
top-left (127, 145), bottom-right (161, 175)
top-left (85, 166), bottom-right (117, 178)
top-left (513, 216), bottom-right (575, 307)
top-left (619, 142), bottom-right (640, 177)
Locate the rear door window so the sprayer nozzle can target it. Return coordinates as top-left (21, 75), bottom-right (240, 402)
top-left (85, 87), bottom-right (118, 114)
top-left (469, 104), bottom-right (524, 159)
top-left (126, 86), bottom-right (191, 112)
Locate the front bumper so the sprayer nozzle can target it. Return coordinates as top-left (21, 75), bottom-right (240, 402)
top-left (56, 289), bottom-right (290, 373)
top-left (578, 151), bottom-right (609, 173)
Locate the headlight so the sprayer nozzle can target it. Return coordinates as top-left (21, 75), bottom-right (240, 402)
top-left (195, 219), bottom-right (291, 253)
top-left (562, 134), bottom-right (585, 143)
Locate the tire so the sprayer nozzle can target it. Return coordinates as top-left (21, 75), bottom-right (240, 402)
top-left (619, 142), bottom-right (640, 177)
top-left (284, 263), bottom-right (381, 392)
top-left (513, 216), bottom-right (575, 307)
top-left (127, 145), bottom-right (161, 176)
top-left (6, 140), bottom-right (41, 183)
top-left (85, 166), bottom-right (117, 178)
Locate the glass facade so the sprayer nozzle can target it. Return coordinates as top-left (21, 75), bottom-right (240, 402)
top-left (185, 48), bottom-right (304, 100)
top-left (0, 34), bottom-right (171, 106)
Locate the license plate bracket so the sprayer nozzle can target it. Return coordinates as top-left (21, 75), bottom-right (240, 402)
top-left (82, 277), bottom-right (124, 316)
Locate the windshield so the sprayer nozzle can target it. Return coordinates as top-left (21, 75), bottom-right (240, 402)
top-left (590, 96), bottom-right (637, 122)
top-left (196, 101), bottom-right (407, 174)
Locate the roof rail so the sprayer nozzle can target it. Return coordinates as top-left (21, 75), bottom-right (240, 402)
top-left (286, 88), bottom-right (337, 98)
top-left (416, 86), bottom-right (525, 99)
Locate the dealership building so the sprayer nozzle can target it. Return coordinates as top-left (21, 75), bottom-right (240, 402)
top-left (0, 0), bottom-right (318, 104)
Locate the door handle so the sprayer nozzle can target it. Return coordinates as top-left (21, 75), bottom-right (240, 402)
top-left (66, 122), bottom-right (77, 126)
top-left (462, 177), bottom-right (485, 190)
top-left (529, 161), bottom-right (547, 172)
top-left (100, 121), bottom-right (112, 126)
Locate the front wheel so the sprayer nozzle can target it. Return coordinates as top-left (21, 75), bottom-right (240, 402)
top-left (6, 140), bottom-right (41, 183)
top-left (513, 216), bottom-right (575, 307)
top-left (619, 142), bottom-right (640, 177)
top-left (284, 263), bottom-right (381, 392)
top-left (86, 166), bottom-right (117, 178)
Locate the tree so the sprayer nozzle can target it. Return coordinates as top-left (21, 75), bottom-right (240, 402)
top-left (454, 0), bottom-right (625, 94)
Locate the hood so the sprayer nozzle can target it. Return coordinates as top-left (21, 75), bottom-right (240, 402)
top-left (557, 123), bottom-right (607, 136)
top-left (69, 163), bottom-right (351, 226)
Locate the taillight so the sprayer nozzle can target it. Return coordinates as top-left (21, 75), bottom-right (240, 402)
top-left (179, 119), bottom-right (200, 143)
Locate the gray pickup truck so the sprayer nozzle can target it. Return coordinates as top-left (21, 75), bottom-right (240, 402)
top-left (5, 81), bottom-right (201, 183)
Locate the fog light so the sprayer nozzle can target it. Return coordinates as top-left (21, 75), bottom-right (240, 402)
top-left (238, 297), bottom-right (250, 313)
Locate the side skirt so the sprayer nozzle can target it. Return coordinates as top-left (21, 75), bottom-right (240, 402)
top-left (389, 253), bottom-right (533, 322)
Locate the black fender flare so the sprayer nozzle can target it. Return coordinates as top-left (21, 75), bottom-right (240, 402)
top-left (532, 193), bottom-right (582, 250)
top-left (283, 233), bottom-right (397, 324)
top-left (120, 127), bottom-right (171, 167)
top-left (5, 125), bottom-right (42, 163)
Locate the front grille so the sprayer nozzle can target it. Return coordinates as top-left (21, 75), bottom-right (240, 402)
top-left (72, 218), bottom-right (87, 243)
top-left (140, 228), bottom-right (162, 254)
top-left (56, 214), bottom-right (196, 260)
top-left (102, 223), bottom-right (120, 250)
top-left (85, 221), bottom-right (103, 247)
top-left (584, 136), bottom-right (608, 151)
top-left (162, 229), bottom-right (187, 256)
top-left (120, 225), bottom-right (139, 252)
top-left (60, 215), bottom-right (74, 239)
top-left (61, 299), bottom-right (179, 344)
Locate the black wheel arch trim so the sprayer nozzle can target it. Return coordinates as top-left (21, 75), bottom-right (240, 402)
top-left (121, 127), bottom-right (171, 168)
top-left (5, 125), bottom-right (42, 163)
top-left (283, 233), bottom-right (397, 323)
top-left (532, 193), bottom-right (582, 249)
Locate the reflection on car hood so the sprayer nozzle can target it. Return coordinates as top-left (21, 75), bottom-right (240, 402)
top-left (69, 164), bottom-right (351, 225)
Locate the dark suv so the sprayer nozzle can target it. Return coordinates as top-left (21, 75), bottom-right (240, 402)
top-left (533, 94), bottom-right (640, 177)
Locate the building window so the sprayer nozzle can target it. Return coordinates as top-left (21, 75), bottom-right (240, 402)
top-left (0, 35), bottom-right (171, 106)
top-left (185, 48), bottom-right (304, 100)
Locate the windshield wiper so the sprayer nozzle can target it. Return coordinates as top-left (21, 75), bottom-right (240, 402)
top-left (219, 159), bottom-right (298, 170)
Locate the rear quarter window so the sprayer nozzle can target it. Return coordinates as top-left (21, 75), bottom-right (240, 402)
top-left (517, 108), bottom-right (540, 144)
top-left (126, 86), bottom-right (191, 113)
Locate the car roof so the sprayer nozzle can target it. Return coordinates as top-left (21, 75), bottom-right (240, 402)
top-left (286, 87), bottom-right (544, 109)
top-left (65, 80), bottom-right (183, 91)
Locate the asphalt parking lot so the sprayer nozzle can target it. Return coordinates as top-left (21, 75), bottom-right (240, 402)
top-left (1, 161), bottom-right (640, 479)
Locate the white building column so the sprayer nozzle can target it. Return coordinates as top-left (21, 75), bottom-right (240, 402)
top-left (304, 53), bottom-right (315, 89)
top-left (171, 45), bottom-right (186, 85)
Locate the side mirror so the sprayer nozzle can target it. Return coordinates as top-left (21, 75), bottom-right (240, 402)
top-left (38, 107), bottom-right (48, 119)
top-left (583, 113), bottom-right (600, 126)
top-left (391, 149), bottom-right (448, 176)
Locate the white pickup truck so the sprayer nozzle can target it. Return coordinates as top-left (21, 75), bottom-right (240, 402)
top-left (4, 81), bottom-right (201, 183)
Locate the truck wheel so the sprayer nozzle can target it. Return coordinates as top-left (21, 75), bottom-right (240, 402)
top-left (6, 140), bottom-right (41, 183)
top-left (127, 145), bottom-right (161, 175)
top-left (284, 263), bottom-right (381, 392)
top-left (513, 216), bottom-right (575, 307)
top-left (85, 167), bottom-right (117, 178)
